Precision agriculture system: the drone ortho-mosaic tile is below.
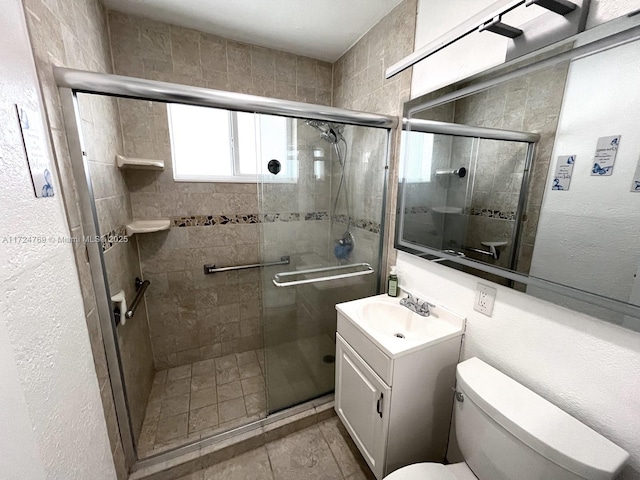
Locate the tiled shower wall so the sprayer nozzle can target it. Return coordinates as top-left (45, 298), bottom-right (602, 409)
top-left (76, 91), bottom-right (155, 444)
top-left (332, 0), bottom-right (418, 278)
top-left (107, 11), bottom-right (333, 103)
top-left (107, 12), bottom-right (335, 369)
top-left (451, 62), bottom-right (570, 272)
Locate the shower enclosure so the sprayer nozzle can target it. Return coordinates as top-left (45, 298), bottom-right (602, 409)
top-left (398, 118), bottom-right (538, 283)
top-left (56, 68), bottom-right (394, 468)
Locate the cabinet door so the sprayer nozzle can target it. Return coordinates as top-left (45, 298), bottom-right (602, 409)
top-left (335, 334), bottom-right (391, 479)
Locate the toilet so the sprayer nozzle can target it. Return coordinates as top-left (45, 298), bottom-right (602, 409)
top-left (385, 357), bottom-right (629, 480)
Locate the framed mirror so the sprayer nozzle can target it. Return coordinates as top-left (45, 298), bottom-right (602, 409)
top-left (396, 12), bottom-right (640, 331)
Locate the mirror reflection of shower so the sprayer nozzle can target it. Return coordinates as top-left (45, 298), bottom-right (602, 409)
top-left (306, 120), bottom-right (354, 262)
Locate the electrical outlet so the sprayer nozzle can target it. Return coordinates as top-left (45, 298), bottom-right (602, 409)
top-left (474, 283), bottom-right (496, 316)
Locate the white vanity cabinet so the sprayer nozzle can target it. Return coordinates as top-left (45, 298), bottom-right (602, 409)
top-left (334, 294), bottom-right (465, 480)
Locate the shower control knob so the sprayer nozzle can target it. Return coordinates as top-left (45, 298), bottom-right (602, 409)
top-left (267, 159), bottom-right (281, 175)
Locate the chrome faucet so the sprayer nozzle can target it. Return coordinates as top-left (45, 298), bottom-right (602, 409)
top-left (399, 293), bottom-right (435, 317)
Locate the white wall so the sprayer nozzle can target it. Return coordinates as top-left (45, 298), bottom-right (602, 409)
top-left (395, 251), bottom-right (640, 478)
top-left (404, 1), bottom-right (640, 478)
top-left (411, 0), bottom-right (640, 97)
top-left (0, 0), bottom-right (116, 478)
top-left (530, 39), bottom-right (640, 321)
top-left (411, 0), bottom-right (546, 97)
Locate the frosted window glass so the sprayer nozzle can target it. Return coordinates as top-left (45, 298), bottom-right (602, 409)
top-left (258, 114), bottom-right (294, 179)
top-left (168, 104), bottom-right (232, 178)
top-left (400, 130), bottom-right (433, 182)
top-left (236, 112), bottom-right (258, 175)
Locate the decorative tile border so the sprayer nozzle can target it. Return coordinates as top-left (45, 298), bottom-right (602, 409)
top-left (304, 211), bottom-right (329, 221)
top-left (469, 208), bottom-right (517, 221)
top-left (333, 214), bottom-right (381, 234)
top-left (101, 225), bottom-right (128, 252)
top-left (172, 214), bottom-right (260, 227)
top-left (403, 205), bottom-right (517, 221)
top-left (403, 206), bottom-right (430, 214)
top-left (262, 213), bottom-right (300, 223)
top-left (169, 211), bottom-right (381, 234)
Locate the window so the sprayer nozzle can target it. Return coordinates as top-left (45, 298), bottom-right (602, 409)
top-left (399, 130), bottom-right (434, 182)
top-left (168, 104), bottom-right (297, 182)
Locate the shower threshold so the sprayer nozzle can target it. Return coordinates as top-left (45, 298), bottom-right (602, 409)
top-left (131, 393), bottom-right (335, 479)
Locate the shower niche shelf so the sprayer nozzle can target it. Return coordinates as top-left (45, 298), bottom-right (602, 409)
top-left (116, 154), bottom-right (164, 171)
top-left (126, 219), bottom-right (171, 236)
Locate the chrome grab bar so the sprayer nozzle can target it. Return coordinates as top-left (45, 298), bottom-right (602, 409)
top-left (273, 262), bottom-right (374, 287)
top-left (204, 256), bottom-right (290, 275)
top-left (126, 277), bottom-right (149, 320)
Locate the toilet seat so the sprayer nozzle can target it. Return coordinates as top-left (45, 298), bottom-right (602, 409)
top-left (384, 462), bottom-right (477, 480)
top-left (384, 463), bottom-right (458, 480)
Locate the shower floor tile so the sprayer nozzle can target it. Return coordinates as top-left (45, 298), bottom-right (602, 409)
top-left (138, 349), bottom-right (266, 458)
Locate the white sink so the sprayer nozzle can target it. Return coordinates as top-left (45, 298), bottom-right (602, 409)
top-left (336, 293), bottom-right (465, 358)
top-left (360, 301), bottom-right (434, 340)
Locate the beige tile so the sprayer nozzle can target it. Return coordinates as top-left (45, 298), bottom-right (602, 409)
top-left (216, 367), bottom-right (240, 385)
top-left (319, 417), bottom-right (361, 478)
top-left (192, 359), bottom-right (215, 377)
top-left (189, 404), bottom-right (219, 433)
top-left (199, 33), bottom-right (227, 72)
top-left (244, 392), bottom-right (266, 416)
top-left (235, 350), bottom-right (258, 366)
top-left (161, 393), bottom-right (190, 417)
top-left (263, 409), bottom-right (317, 443)
top-left (155, 412), bottom-right (188, 443)
top-left (166, 378), bottom-right (192, 397)
top-left (202, 446), bottom-right (272, 480)
top-left (190, 387), bottom-right (217, 410)
top-left (239, 362), bottom-right (261, 379)
top-left (218, 397), bottom-right (247, 423)
top-left (217, 381), bottom-right (243, 402)
top-left (345, 472), bottom-right (369, 480)
top-left (176, 471), bottom-right (204, 480)
top-left (241, 375), bottom-right (265, 395)
top-left (215, 354), bottom-right (237, 371)
top-left (266, 425), bottom-right (342, 480)
top-left (168, 364), bottom-right (192, 382)
top-left (227, 41), bottom-right (251, 76)
top-left (153, 369), bottom-right (168, 385)
top-left (192, 374), bottom-right (217, 391)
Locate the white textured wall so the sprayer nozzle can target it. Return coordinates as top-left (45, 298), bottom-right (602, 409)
top-left (411, 0), bottom-right (640, 97)
top-left (530, 39), bottom-right (640, 318)
top-left (586, 0), bottom-right (640, 28)
top-left (411, 0), bottom-right (545, 97)
top-left (0, 319), bottom-right (47, 480)
top-left (0, 0), bottom-right (116, 478)
top-left (405, 1), bottom-right (640, 478)
top-left (395, 251), bottom-right (640, 479)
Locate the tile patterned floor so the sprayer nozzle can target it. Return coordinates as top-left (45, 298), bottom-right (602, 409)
top-left (138, 350), bottom-right (267, 457)
top-left (176, 417), bottom-right (376, 480)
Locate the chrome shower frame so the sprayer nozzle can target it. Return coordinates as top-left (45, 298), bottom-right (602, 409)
top-left (56, 67), bottom-right (397, 473)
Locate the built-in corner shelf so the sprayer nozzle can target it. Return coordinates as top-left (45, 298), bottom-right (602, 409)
top-left (126, 219), bottom-right (171, 236)
top-left (116, 154), bottom-right (164, 171)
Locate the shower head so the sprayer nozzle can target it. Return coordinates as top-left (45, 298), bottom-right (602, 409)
top-left (306, 120), bottom-right (345, 144)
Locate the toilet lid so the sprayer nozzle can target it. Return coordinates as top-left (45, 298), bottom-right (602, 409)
top-left (384, 463), bottom-right (458, 480)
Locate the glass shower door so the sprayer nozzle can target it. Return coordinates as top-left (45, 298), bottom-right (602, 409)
top-left (400, 129), bottom-right (531, 276)
top-left (258, 116), bottom-right (388, 413)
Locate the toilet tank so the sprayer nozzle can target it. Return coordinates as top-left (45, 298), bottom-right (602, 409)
top-left (454, 358), bottom-right (629, 480)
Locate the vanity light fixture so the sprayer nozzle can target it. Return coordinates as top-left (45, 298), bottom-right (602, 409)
top-left (385, 0), bottom-right (589, 79)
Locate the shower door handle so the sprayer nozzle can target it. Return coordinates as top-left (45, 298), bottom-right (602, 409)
top-left (272, 263), bottom-right (374, 287)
